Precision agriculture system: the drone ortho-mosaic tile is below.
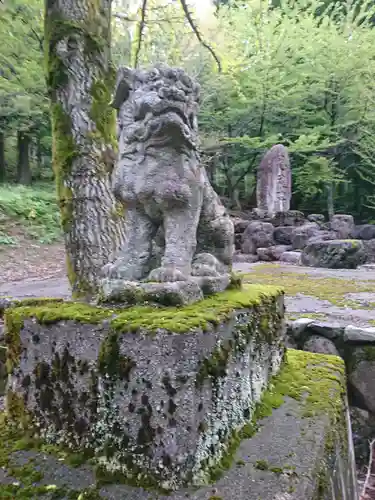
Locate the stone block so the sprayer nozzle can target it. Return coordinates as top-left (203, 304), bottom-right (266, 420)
top-left (301, 239), bottom-right (367, 269)
top-left (279, 250), bottom-right (301, 265)
top-left (4, 286), bottom-right (285, 490)
top-left (344, 325), bottom-right (375, 343)
top-left (0, 349), bottom-right (357, 499)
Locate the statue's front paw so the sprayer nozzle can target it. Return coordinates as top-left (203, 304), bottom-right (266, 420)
top-left (191, 264), bottom-right (220, 277)
top-left (101, 259), bottom-right (133, 280)
top-left (146, 266), bottom-right (188, 283)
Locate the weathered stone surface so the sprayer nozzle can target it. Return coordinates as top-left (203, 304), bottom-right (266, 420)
top-left (101, 66), bottom-right (234, 301)
top-left (249, 208), bottom-right (270, 221)
top-left (273, 225), bottom-right (294, 245)
top-left (291, 223), bottom-right (320, 250)
top-left (241, 221), bottom-right (274, 254)
top-left (287, 319), bottom-right (344, 344)
top-left (307, 214), bottom-right (325, 225)
top-left (257, 245), bottom-right (291, 262)
top-left (329, 214), bottom-right (355, 239)
top-left (305, 230), bottom-right (336, 246)
top-left (271, 210), bottom-right (305, 227)
top-left (303, 335), bottom-right (340, 356)
top-left (5, 287), bottom-right (285, 490)
top-left (359, 262), bottom-right (375, 270)
top-left (0, 349), bottom-right (357, 499)
top-left (353, 224), bottom-right (375, 241)
top-left (0, 297), bottom-right (13, 315)
top-left (349, 358), bottom-right (375, 414)
top-left (307, 321), bottom-right (345, 340)
top-left (287, 318), bottom-right (314, 340)
top-left (301, 239), bottom-right (367, 269)
top-left (232, 217), bottom-right (250, 234)
top-left (232, 252), bottom-right (259, 263)
top-left (279, 251), bottom-right (301, 264)
top-left (256, 145), bottom-right (292, 218)
top-left (363, 239), bottom-right (375, 263)
top-left (100, 278), bottom-right (205, 305)
top-left (344, 325), bottom-right (375, 343)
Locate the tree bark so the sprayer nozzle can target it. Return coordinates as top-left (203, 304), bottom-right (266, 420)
top-left (17, 131), bottom-right (32, 185)
top-left (44, 0), bottom-right (126, 298)
top-left (0, 131), bottom-right (5, 183)
top-left (327, 182), bottom-right (334, 220)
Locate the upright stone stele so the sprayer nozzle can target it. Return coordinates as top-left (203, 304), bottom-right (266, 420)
top-left (100, 65), bottom-right (234, 305)
top-left (256, 144), bottom-right (292, 218)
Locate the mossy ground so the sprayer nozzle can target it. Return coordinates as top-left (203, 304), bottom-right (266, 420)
top-left (241, 263), bottom-right (375, 308)
top-left (286, 312), bottom-right (328, 321)
top-left (0, 413), bottom-right (101, 498)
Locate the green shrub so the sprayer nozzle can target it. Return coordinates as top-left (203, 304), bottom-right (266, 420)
top-left (0, 183), bottom-right (61, 244)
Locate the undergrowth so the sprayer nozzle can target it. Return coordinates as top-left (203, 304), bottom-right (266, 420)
top-left (0, 183), bottom-right (61, 245)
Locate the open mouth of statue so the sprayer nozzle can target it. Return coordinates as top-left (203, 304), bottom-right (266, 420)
top-left (153, 106), bottom-right (191, 128)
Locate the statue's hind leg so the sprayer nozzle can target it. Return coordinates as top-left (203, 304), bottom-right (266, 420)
top-left (103, 207), bottom-right (157, 280)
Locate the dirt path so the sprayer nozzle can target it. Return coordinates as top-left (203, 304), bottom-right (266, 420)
top-left (0, 241), bottom-right (66, 283)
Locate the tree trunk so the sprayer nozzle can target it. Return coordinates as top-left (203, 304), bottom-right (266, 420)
top-left (0, 131), bottom-right (5, 183)
top-left (35, 134), bottom-right (42, 179)
top-left (17, 131), bottom-right (32, 185)
top-left (44, 0), bottom-right (126, 298)
top-left (327, 182), bottom-right (334, 220)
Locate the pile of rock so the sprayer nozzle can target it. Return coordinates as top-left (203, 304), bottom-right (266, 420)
top-left (233, 210), bottom-right (375, 269)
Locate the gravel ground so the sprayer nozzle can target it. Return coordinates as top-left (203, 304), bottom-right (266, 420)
top-left (2, 261), bottom-right (375, 328)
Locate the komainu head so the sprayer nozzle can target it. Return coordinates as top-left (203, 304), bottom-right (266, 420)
top-left (112, 65), bottom-right (200, 150)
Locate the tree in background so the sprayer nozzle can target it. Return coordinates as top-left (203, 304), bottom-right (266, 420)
top-left (44, 0), bottom-right (126, 298)
top-left (3, 0), bottom-right (375, 222)
top-left (0, 0), bottom-right (49, 183)
top-left (111, 0), bottom-right (375, 220)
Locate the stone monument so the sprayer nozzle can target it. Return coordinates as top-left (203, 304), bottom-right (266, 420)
top-left (100, 65), bottom-right (234, 305)
top-left (256, 144), bottom-right (292, 218)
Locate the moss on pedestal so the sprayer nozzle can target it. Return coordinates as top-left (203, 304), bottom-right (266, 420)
top-left (4, 285), bottom-right (283, 373)
top-left (3, 286), bottom-right (286, 492)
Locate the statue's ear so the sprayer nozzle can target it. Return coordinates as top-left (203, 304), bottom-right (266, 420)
top-left (111, 67), bottom-right (133, 109)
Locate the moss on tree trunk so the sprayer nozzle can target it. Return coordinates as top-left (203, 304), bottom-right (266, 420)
top-left (44, 0), bottom-right (126, 299)
top-left (0, 130), bottom-right (5, 183)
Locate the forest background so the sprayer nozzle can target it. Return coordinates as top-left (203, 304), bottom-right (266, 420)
top-left (1, 0), bottom-right (375, 246)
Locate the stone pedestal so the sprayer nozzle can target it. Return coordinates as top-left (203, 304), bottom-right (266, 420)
top-left (4, 286), bottom-right (285, 490)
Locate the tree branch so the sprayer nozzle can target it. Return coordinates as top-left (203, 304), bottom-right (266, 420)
top-left (178, 0), bottom-right (221, 72)
top-left (134, 0), bottom-right (148, 68)
top-left (360, 439), bottom-right (375, 500)
top-left (30, 27), bottom-right (44, 53)
top-left (113, 13), bottom-right (138, 22)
